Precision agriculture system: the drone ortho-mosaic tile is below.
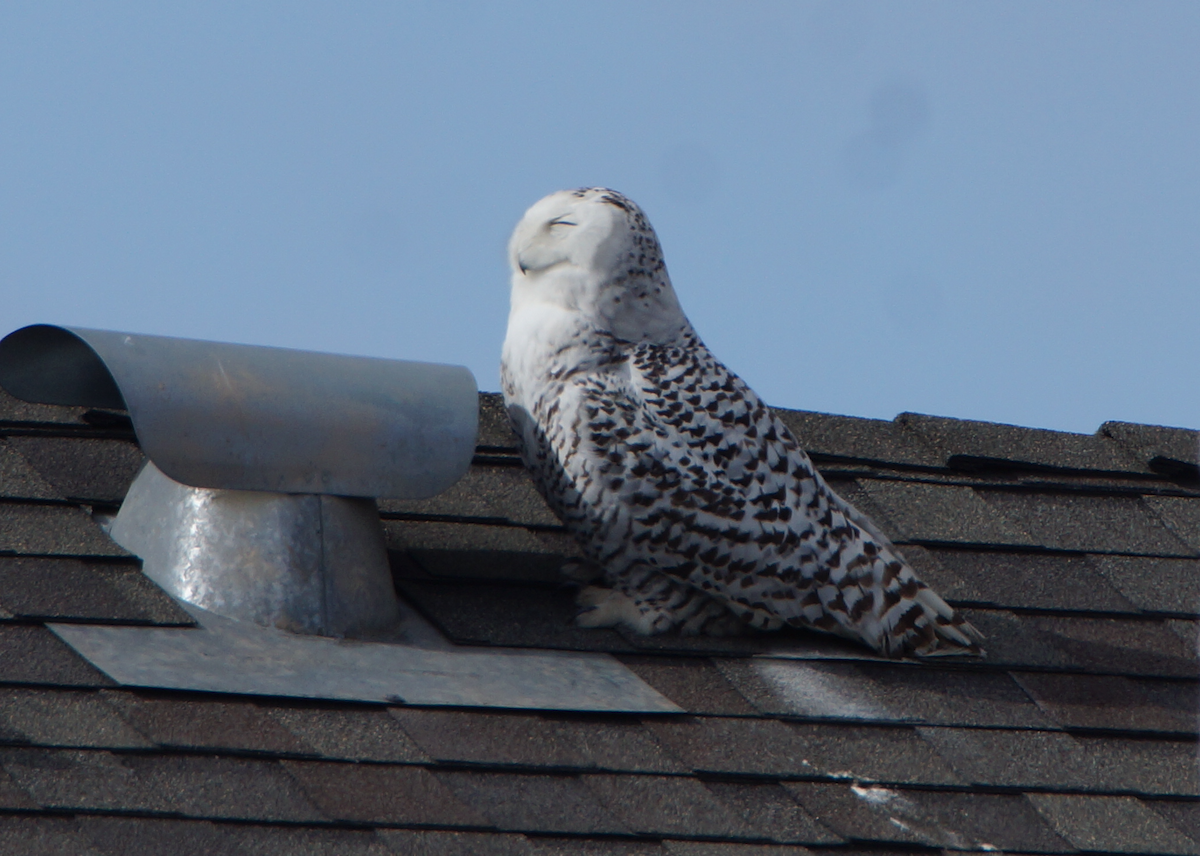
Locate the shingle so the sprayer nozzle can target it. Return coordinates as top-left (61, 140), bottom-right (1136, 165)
top-left (1027, 614), bottom-right (1198, 677)
top-left (703, 782), bottom-right (841, 845)
top-left (395, 580), bottom-right (634, 652)
top-left (102, 692), bottom-right (310, 754)
top-left (784, 783), bottom-right (1073, 851)
top-left (387, 521), bottom-right (570, 583)
top-left (716, 659), bottom-right (1054, 728)
top-left (1149, 801), bottom-right (1200, 841)
top-left (583, 774), bottom-right (754, 838)
top-left (530, 839), bottom-right (665, 856)
top-left (1102, 421), bottom-right (1200, 477)
top-left (663, 842), bottom-right (817, 856)
top-left (1145, 495), bottom-right (1200, 553)
top-left (646, 717), bottom-right (959, 785)
top-left (853, 480), bottom-right (1036, 547)
top-left (643, 716), bottom-right (805, 777)
top-left (1074, 736), bottom-right (1200, 796)
top-left (1028, 793), bottom-right (1200, 855)
top-left (1011, 671), bottom-right (1198, 734)
top-left (0, 387), bottom-right (89, 426)
top-left (0, 688), bottom-right (149, 749)
top-left (0, 625), bottom-right (115, 687)
top-left (898, 412), bottom-right (1143, 473)
top-left (918, 727), bottom-right (1097, 790)
top-left (615, 656), bottom-right (758, 716)
top-left (376, 830), bottom-right (536, 856)
top-left (381, 465), bottom-right (559, 528)
top-left (0, 762), bottom-right (39, 809)
top-left (0, 439), bottom-right (62, 500)
top-left (285, 760), bottom-right (484, 826)
top-left (0, 503), bottom-right (131, 557)
top-left (268, 702), bottom-right (429, 763)
top-left (478, 392), bottom-right (519, 449)
top-left (0, 747), bottom-right (166, 813)
top-left (923, 549), bottom-right (1137, 613)
top-left (125, 754), bottom-right (325, 821)
top-left (773, 409), bottom-right (941, 467)
top-left (1093, 555), bottom-right (1200, 615)
top-left (390, 708), bottom-right (591, 768)
top-left (5, 437), bottom-right (144, 504)
top-left (0, 817), bottom-right (105, 856)
top-left (979, 490), bottom-right (1196, 556)
top-left (76, 818), bottom-right (236, 856)
top-left (0, 557), bottom-right (192, 625)
top-left (220, 825), bottom-right (396, 856)
top-left (547, 714), bottom-right (689, 774)
top-left (434, 770), bottom-right (626, 834)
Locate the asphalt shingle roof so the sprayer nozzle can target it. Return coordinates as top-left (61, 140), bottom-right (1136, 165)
top-left (0, 387), bottom-right (1196, 854)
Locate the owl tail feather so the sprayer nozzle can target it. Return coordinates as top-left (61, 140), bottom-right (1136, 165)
top-left (882, 585), bottom-right (986, 658)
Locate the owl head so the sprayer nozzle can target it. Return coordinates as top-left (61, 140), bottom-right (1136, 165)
top-left (508, 188), bottom-right (689, 344)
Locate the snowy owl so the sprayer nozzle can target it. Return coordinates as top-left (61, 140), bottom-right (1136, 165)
top-left (500, 187), bottom-right (983, 657)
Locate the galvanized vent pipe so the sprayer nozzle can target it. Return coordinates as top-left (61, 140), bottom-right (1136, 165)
top-left (0, 325), bottom-right (478, 639)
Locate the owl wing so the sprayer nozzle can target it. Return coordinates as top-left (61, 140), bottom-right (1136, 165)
top-left (568, 337), bottom-right (981, 656)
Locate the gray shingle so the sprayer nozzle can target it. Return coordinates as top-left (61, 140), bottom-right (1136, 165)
top-left (76, 818), bottom-right (239, 856)
top-left (979, 490), bottom-right (1196, 556)
top-left (1093, 555), bottom-right (1200, 615)
top-left (1011, 671), bottom-right (1199, 734)
top-left (387, 520), bottom-right (570, 583)
top-left (390, 708), bottom-right (591, 768)
top-left (1029, 793), bottom-right (1200, 855)
top-left (956, 610), bottom-right (1080, 670)
top-left (924, 549), bottom-right (1137, 613)
top-left (615, 656), bottom-right (758, 716)
top-left (919, 727), bottom-right (1106, 791)
top-left (434, 770), bottom-right (626, 834)
top-left (0, 439), bottom-right (62, 500)
top-left (381, 464), bottom-right (559, 528)
top-left (773, 409), bottom-right (941, 467)
top-left (663, 843), bottom-right (817, 856)
top-left (530, 839), bottom-right (665, 856)
top-left (223, 825), bottom-right (397, 856)
top-left (478, 392), bottom-right (519, 449)
top-left (785, 783), bottom-right (1074, 851)
top-left (285, 760), bottom-right (485, 826)
top-left (0, 748), bottom-right (167, 813)
top-left (1102, 421), bottom-right (1200, 477)
top-left (898, 411), bottom-right (1144, 473)
top-left (703, 782), bottom-right (840, 845)
top-left (1028, 613), bottom-right (1198, 677)
top-left (396, 580), bottom-right (634, 652)
top-left (5, 437), bottom-right (144, 504)
top-left (376, 830), bottom-right (536, 856)
top-left (0, 557), bottom-right (192, 625)
top-left (1145, 495), bottom-right (1200, 552)
top-left (268, 702), bottom-right (429, 763)
top-left (583, 774), bottom-right (753, 839)
top-left (717, 658), bottom-right (1054, 729)
top-left (0, 688), bottom-right (149, 749)
top-left (0, 388), bottom-right (89, 426)
top-left (647, 717), bottom-right (960, 786)
top-left (102, 692), bottom-right (310, 754)
top-left (854, 480), bottom-right (1036, 547)
top-left (1149, 801), bottom-right (1200, 842)
top-left (0, 625), bottom-right (114, 687)
top-left (0, 817), bottom-right (104, 856)
top-left (0, 503), bottom-right (131, 557)
top-left (1075, 736), bottom-right (1200, 797)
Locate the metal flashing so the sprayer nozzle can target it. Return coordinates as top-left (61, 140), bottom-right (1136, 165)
top-left (0, 325), bottom-right (478, 499)
top-left (48, 601), bottom-right (683, 713)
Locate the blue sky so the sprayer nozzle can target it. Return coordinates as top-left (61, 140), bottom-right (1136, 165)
top-left (2, 2), bottom-right (1197, 434)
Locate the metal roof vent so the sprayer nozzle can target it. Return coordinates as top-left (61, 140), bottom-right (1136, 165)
top-left (0, 324), bottom-right (478, 639)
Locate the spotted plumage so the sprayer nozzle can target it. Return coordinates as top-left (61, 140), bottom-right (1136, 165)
top-left (500, 188), bottom-right (983, 657)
